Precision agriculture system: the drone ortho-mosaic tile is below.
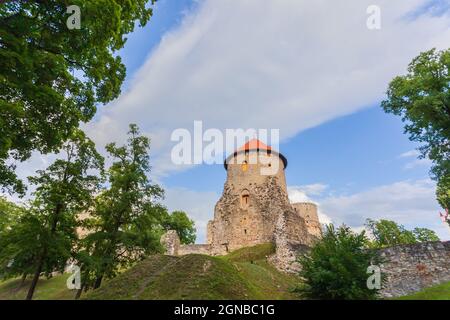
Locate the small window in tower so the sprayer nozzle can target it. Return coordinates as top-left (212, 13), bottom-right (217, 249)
top-left (241, 189), bottom-right (250, 209)
top-left (244, 229), bottom-right (247, 235)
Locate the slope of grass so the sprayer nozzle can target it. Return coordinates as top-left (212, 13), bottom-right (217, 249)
top-left (396, 281), bottom-right (450, 300)
top-left (86, 243), bottom-right (300, 300)
top-left (0, 274), bottom-right (76, 300)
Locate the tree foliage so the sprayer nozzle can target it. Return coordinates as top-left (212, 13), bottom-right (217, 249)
top-left (365, 219), bottom-right (440, 248)
top-left (81, 124), bottom-right (166, 290)
top-left (296, 224), bottom-right (383, 300)
top-left (0, 196), bottom-right (25, 234)
top-left (0, 0), bottom-right (155, 194)
top-left (381, 48), bottom-right (450, 210)
top-left (0, 130), bottom-right (104, 299)
top-left (162, 211), bottom-right (196, 244)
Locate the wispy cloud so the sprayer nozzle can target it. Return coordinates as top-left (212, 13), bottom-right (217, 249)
top-left (319, 179), bottom-right (449, 240)
top-left (82, 0), bottom-right (450, 177)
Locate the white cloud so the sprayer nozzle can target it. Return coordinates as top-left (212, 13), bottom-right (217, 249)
top-left (288, 184), bottom-right (333, 225)
top-left (319, 179), bottom-right (450, 240)
top-left (399, 150), bottom-right (421, 158)
top-left (82, 0), bottom-right (450, 177)
top-left (398, 149), bottom-right (432, 170)
top-left (404, 158), bottom-right (432, 170)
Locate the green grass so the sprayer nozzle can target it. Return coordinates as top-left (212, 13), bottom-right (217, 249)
top-left (396, 281), bottom-right (450, 300)
top-left (86, 243), bottom-right (300, 300)
top-left (0, 274), bottom-right (76, 300)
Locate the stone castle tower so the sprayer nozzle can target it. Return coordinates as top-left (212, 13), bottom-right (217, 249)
top-left (207, 139), bottom-right (321, 255)
top-left (162, 139), bottom-right (322, 270)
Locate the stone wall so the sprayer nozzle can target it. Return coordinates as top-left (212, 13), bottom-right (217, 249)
top-left (379, 241), bottom-right (450, 298)
top-left (179, 244), bottom-right (212, 256)
top-left (160, 230), bottom-right (180, 256)
top-left (268, 210), bottom-right (311, 273)
top-left (270, 240), bottom-right (450, 298)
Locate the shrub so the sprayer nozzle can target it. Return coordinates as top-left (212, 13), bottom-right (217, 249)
top-left (296, 224), bottom-right (383, 300)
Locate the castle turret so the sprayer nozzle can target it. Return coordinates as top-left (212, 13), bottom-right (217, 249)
top-left (207, 139), bottom-right (311, 255)
top-left (291, 202), bottom-right (322, 238)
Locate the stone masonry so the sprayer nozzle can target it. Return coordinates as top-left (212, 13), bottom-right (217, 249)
top-left (161, 139), bottom-right (321, 262)
top-left (378, 241), bottom-right (450, 298)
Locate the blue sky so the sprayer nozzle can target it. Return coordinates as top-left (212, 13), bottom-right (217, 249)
top-left (92, 0), bottom-right (448, 242)
top-left (10, 0), bottom-right (450, 242)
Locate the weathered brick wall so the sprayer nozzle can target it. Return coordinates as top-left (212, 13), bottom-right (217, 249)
top-left (379, 241), bottom-right (450, 298)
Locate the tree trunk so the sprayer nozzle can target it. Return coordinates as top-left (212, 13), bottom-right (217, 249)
top-left (74, 283), bottom-right (85, 300)
top-left (26, 257), bottom-right (44, 300)
top-left (93, 275), bottom-right (103, 289)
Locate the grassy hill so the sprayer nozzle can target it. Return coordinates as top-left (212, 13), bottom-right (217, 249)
top-left (85, 243), bottom-right (300, 300)
top-left (0, 274), bottom-right (75, 300)
top-left (0, 243), bottom-right (301, 300)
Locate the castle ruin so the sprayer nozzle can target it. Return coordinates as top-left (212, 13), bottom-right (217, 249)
top-left (162, 139), bottom-right (322, 271)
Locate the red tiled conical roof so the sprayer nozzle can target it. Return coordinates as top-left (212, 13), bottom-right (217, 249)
top-left (237, 139), bottom-right (272, 152)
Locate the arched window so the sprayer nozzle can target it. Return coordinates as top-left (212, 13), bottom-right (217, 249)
top-left (241, 189), bottom-right (250, 209)
top-left (241, 160), bottom-right (248, 172)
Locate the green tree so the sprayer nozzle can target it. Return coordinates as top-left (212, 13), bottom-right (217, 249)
top-left (296, 224), bottom-right (383, 300)
top-left (84, 124), bottom-right (165, 291)
top-left (0, 197), bottom-right (32, 285)
top-left (365, 219), bottom-right (440, 248)
top-left (365, 219), bottom-right (416, 248)
top-left (163, 211), bottom-right (196, 244)
top-left (0, 0), bottom-right (155, 194)
top-left (10, 130), bottom-right (104, 300)
top-left (0, 196), bottom-right (25, 234)
top-left (381, 48), bottom-right (450, 210)
top-left (412, 227), bottom-right (440, 243)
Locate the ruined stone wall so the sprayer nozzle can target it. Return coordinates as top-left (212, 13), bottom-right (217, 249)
top-left (269, 239), bottom-right (450, 298)
top-left (160, 230), bottom-right (181, 256)
top-left (269, 209), bottom-right (312, 273)
top-left (378, 241), bottom-right (450, 298)
top-left (291, 202), bottom-right (322, 238)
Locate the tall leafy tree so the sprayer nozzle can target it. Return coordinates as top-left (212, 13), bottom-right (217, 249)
top-left (381, 48), bottom-right (450, 210)
top-left (0, 0), bottom-right (155, 194)
top-left (84, 124), bottom-right (165, 290)
top-left (5, 130), bottom-right (104, 300)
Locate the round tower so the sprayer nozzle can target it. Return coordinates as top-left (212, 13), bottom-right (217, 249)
top-left (223, 139), bottom-right (288, 192)
top-left (207, 139), bottom-right (307, 255)
top-left (291, 202), bottom-right (322, 238)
